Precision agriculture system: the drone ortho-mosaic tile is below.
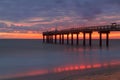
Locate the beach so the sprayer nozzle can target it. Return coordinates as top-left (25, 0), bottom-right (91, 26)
top-left (77, 70), bottom-right (120, 80)
top-left (63, 65), bottom-right (120, 80)
top-left (4, 65), bottom-right (120, 80)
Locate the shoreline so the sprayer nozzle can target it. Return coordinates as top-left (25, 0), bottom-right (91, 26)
top-left (4, 65), bottom-right (120, 80)
top-left (62, 65), bottom-right (120, 80)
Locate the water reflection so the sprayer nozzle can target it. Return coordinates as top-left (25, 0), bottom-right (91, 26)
top-left (2, 61), bottom-right (119, 79)
top-left (54, 61), bottom-right (120, 73)
top-left (0, 40), bottom-right (120, 79)
top-left (52, 46), bottom-right (120, 74)
top-left (12, 47), bottom-right (120, 79)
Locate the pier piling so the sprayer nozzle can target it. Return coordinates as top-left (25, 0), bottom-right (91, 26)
top-left (67, 34), bottom-right (69, 45)
top-left (83, 32), bottom-right (86, 46)
top-left (76, 33), bottom-right (79, 45)
top-left (71, 33), bottom-right (74, 45)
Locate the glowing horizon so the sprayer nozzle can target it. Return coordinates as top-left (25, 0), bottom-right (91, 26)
top-left (0, 32), bottom-right (42, 39)
top-left (0, 31), bottom-right (120, 39)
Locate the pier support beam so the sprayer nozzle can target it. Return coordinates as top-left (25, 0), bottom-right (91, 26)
top-left (82, 32), bottom-right (92, 46)
top-left (55, 35), bottom-right (57, 44)
top-left (106, 32), bottom-right (110, 47)
top-left (99, 33), bottom-right (102, 47)
top-left (59, 34), bottom-right (61, 44)
top-left (46, 35), bottom-right (49, 43)
top-left (83, 32), bottom-right (86, 46)
top-left (67, 34), bottom-right (69, 45)
top-left (71, 33), bottom-right (73, 45)
top-left (89, 33), bottom-right (92, 46)
top-left (49, 35), bottom-right (53, 43)
top-left (76, 33), bottom-right (79, 45)
top-left (62, 34), bottom-right (64, 44)
top-left (99, 31), bottom-right (110, 47)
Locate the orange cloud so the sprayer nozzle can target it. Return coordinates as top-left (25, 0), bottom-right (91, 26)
top-left (0, 32), bottom-right (42, 39)
top-left (0, 16), bottom-right (73, 27)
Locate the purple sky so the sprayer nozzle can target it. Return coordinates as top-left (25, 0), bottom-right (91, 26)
top-left (0, 0), bottom-right (120, 34)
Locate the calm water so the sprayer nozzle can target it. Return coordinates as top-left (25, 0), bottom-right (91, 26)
top-left (0, 39), bottom-right (120, 79)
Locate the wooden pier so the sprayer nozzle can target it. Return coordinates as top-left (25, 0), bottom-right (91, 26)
top-left (43, 23), bottom-right (120, 47)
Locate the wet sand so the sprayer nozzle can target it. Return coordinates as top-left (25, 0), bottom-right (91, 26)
top-left (4, 65), bottom-right (120, 80)
top-left (76, 71), bottom-right (120, 80)
top-left (62, 65), bottom-right (120, 80)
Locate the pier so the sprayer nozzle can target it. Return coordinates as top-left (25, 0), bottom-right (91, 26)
top-left (43, 23), bottom-right (120, 47)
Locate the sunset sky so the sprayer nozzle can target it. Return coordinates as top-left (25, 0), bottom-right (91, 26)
top-left (0, 0), bottom-right (120, 39)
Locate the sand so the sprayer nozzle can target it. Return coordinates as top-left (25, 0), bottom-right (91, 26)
top-left (62, 66), bottom-right (120, 80)
top-left (78, 71), bottom-right (120, 80)
top-left (63, 70), bottom-right (120, 80)
top-left (4, 65), bottom-right (120, 80)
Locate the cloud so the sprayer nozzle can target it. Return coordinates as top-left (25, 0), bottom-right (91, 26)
top-left (0, 22), bottom-right (8, 28)
top-left (0, 0), bottom-right (120, 34)
top-left (0, 0), bottom-right (120, 21)
top-left (0, 0), bottom-right (54, 21)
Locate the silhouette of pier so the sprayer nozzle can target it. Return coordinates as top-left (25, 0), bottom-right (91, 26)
top-left (43, 23), bottom-right (120, 47)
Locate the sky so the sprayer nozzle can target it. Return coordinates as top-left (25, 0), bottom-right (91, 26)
top-left (0, 0), bottom-right (120, 39)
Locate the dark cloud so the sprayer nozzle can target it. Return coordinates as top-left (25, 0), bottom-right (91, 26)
top-left (108, 0), bottom-right (120, 4)
top-left (0, 0), bottom-right (55, 21)
top-left (0, 0), bottom-right (120, 33)
top-left (0, 0), bottom-right (119, 21)
top-left (0, 22), bottom-right (40, 33)
top-left (0, 22), bottom-right (12, 33)
top-left (0, 22), bottom-right (8, 28)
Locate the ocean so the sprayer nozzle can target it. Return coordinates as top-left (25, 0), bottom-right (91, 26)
top-left (0, 39), bottom-right (120, 79)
